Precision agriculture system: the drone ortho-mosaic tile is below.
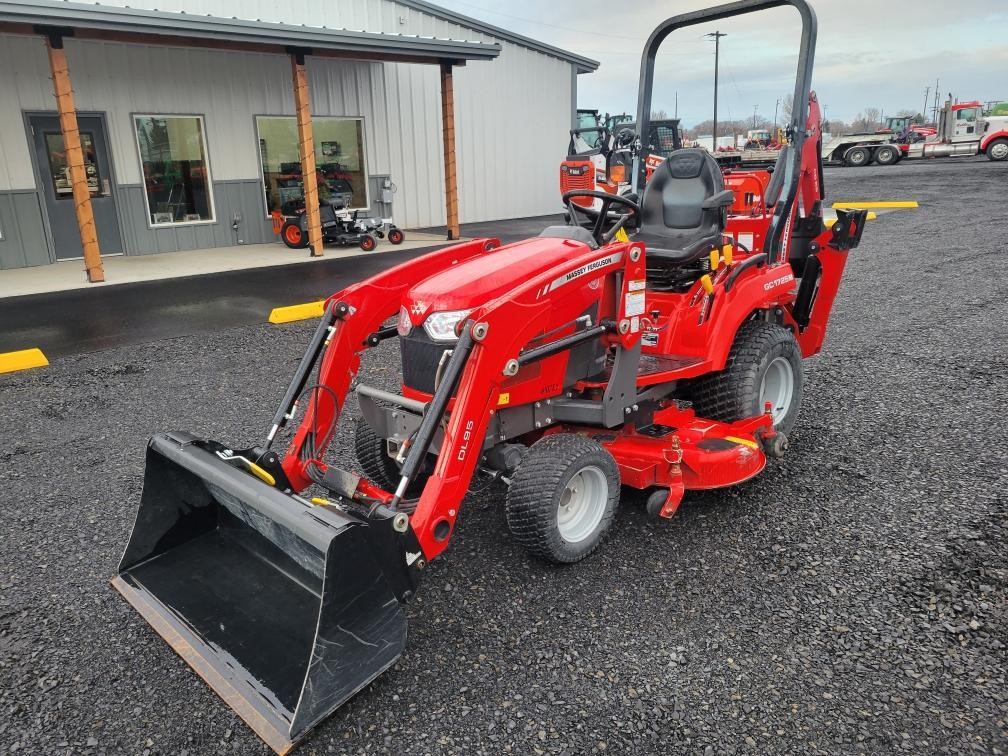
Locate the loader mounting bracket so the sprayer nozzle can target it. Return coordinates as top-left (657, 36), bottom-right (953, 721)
top-left (828, 208), bottom-right (868, 250)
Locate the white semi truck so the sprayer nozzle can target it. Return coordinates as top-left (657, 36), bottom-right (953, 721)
top-left (823, 100), bottom-right (1008, 166)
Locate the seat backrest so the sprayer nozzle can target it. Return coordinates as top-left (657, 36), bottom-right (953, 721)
top-left (639, 148), bottom-right (726, 251)
top-left (764, 145), bottom-right (793, 207)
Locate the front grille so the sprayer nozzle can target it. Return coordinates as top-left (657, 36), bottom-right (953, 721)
top-left (399, 331), bottom-right (453, 395)
top-left (560, 164), bottom-right (594, 206)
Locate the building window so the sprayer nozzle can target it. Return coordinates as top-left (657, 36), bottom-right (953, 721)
top-left (256, 116), bottom-right (369, 216)
top-left (133, 115), bottom-right (214, 226)
top-left (44, 132), bottom-right (101, 199)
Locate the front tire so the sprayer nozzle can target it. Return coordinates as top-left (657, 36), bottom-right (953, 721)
top-left (388, 228), bottom-right (405, 244)
top-left (506, 434), bottom-right (619, 564)
top-left (987, 138), bottom-right (1008, 162)
top-left (281, 220), bottom-right (309, 249)
top-left (689, 320), bottom-right (804, 435)
top-left (359, 233), bottom-right (377, 251)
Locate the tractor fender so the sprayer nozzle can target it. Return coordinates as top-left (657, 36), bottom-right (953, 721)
top-left (980, 129), bottom-right (1008, 151)
top-left (702, 264), bottom-right (797, 372)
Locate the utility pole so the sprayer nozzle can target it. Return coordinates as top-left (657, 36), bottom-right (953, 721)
top-left (752, 104), bottom-right (758, 130)
top-left (773, 97), bottom-right (780, 132)
top-left (932, 78), bottom-right (940, 124)
top-left (674, 91), bottom-right (678, 119)
top-left (922, 86), bottom-right (930, 123)
top-left (706, 30), bottom-right (726, 149)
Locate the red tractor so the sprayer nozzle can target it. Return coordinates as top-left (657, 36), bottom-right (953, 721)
top-left (114, 1), bottom-right (863, 753)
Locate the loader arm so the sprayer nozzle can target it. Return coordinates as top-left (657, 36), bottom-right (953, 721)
top-left (404, 240), bottom-right (647, 559)
top-left (280, 238), bottom-right (498, 490)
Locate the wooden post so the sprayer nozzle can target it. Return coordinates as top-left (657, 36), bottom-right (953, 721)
top-left (291, 50), bottom-right (323, 257)
top-left (44, 33), bottom-right (104, 282)
top-left (440, 62), bottom-right (460, 241)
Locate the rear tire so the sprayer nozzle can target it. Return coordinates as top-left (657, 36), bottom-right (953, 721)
top-left (987, 138), bottom-right (1008, 162)
top-left (281, 220), bottom-right (309, 249)
top-left (844, 146), bottom-right (871, 167)
top-left (873, 145), bottom-right (899, 165)
top-left (689, 320), bottom-right (804, 435)
top-left (359, 233), bottom-right (377, 251)
top-left (388, 228), bottom-right (405, 244)
top-left (506, 434), bottom-right (619, 564)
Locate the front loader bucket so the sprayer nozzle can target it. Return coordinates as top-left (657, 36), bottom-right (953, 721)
top-left (113, 432), bottom-right (412, 754)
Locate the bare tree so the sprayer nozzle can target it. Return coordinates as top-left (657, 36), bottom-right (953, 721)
top-left (863, 107), bottom-right (880, 128)
top-left (651, 109), bottom-right (669, 120)
top-left (780, 93), bottom-right (794, 121)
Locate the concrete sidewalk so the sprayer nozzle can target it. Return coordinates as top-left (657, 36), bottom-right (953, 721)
top-left (0, 232), bottom-right (449, 298)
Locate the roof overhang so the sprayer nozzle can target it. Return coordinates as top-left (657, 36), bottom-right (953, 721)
top-left (0, 0), bottom-right (501, 65)
top-left (398, 0), bottom-right (599, 72)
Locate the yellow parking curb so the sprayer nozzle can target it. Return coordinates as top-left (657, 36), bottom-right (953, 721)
top-left (268, 300), bottom-right (326, 324)
top-left (0, 347), bottom-right (49, 374)
top-left (832, 201), bottom-right (918, 209)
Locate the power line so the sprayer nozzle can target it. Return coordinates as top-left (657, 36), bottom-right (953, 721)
top-left (706, 31), bottom-right (727, 147)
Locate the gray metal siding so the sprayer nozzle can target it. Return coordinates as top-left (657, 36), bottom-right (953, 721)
top-left (0, 189), bottom-right (51, 269)
top-left (114, 181), bottom-right (274, 255)
top-left (0, 0), bottom-right (579, 263)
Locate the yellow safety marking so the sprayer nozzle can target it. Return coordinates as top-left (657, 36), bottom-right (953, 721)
top-left (497, 392), bottom-right (510, 406)
top-left (700, 274), bottom-right (714, 295)
top-left (724, 435), bottom-right (759, 449)
top-left (722, 244), bottom-right (733, 266)
top-left (310, 497), bottom-right (331, 506)
top-left (832, 201), bottom-right (918, 209)
top-left (268, 300), bottom-right (325, 324)
top-left (245, 461), bottom-right (276, 487)
top-left (0, 348), bottom-right (49, 374)
top-left (709, 249), bottom-right (720, 271)
top-left (614, 227), bottom-right (629, 242)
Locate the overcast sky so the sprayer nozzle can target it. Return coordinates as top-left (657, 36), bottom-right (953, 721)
top-left (434, 0), bottom-right (1007, 127)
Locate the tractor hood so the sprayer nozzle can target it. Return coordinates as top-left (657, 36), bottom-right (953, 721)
top-left (402, 236), bottom-right (593, 327)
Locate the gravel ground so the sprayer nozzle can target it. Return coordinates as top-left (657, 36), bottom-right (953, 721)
top-left (2, 157), bottom-right (1006, 755)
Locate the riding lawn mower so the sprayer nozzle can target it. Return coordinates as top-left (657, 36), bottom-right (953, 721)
top-left (114, 1), bottom-right (867, 753)
top-left (280, 199), bottom-right (405, 251)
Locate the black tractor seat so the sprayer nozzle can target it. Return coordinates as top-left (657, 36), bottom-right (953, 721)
top-left (633, 148), bottom-right (733, 272)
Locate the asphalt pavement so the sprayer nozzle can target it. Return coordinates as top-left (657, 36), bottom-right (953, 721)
top-left (0, 212), bottom-right (564, 360)
top-left (1, 157), bottom-right (1005, 755)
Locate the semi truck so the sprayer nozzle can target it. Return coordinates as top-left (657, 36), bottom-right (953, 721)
top-left (824, 100), bottom-right (1008, 166)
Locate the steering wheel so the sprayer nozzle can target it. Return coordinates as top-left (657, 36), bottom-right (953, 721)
top-left (562, 190), bottom-right (641, 245)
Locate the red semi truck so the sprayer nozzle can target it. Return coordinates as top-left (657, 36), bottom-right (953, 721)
top-left (824, 100), bottom-right (1008, 166)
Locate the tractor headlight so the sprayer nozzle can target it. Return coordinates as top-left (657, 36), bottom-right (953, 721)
top-left (396, 306), bottom-right (412, 337)
top-left (423, 309), bottom-right (471, 341)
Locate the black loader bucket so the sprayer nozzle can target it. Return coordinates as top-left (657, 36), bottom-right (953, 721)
top-left (113, 432), bottom-right (416, 754)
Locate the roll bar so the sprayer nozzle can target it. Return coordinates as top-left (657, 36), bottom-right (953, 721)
top-left (632, 0), bottom-right (818, 264)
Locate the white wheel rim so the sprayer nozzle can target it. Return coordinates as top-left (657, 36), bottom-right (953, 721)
top-left (760, 357), bottom-right (795, 425)
top-left (850, 150), bottom-right (866, 164)
top-left (992, 142), bottom-right (1008, 159)
top-left (556, 465), bottom-right (608, 543)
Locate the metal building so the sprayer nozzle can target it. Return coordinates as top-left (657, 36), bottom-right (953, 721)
top-left (0, 0), bottom-right (597, 278)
